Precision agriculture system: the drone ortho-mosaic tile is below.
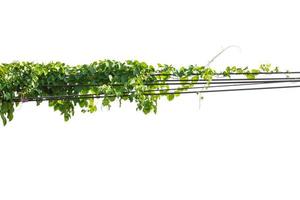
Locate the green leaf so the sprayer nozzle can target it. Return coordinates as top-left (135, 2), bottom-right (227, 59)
top-left (1, 114), bottom-right (7, 126)
top-left (191, 75), bottom-right (199, 83)
top-left (246, 74), bottom-right (255, 80)
top-left (167, 94), bottom-right (174, 101)
top-left (102, 98), bottom-right (110, 106)
top-left (109, 75), bottom-right (113, 82)
top-left (7, 112), bottom-right (13, 121)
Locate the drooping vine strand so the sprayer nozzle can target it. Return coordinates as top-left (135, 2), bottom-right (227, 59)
top-left (0, 59), bottom-right (293, 126)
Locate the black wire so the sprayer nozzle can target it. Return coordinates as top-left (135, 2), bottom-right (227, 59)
top-left (3, 80), bottom-right (300, 102)
top-left (7, 82), bottom-right (256, 102)
top-left (41, 79), bottom-right (300, 88)
top-left (3, 79), bottom-right (300, 101)
top-left (11, 83), bottom-right (300, 103)
top-left (151, 71), bottom-right (300, 76)
top-left (145, 81), bottom-right (297, 92)
top-left (147, 85), bottom-right (300, 95)
top-left (140, 79), bottom-right (300, 86)
top-left (159, 77), bottom-right (300, 82)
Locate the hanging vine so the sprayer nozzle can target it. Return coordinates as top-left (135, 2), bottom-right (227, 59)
top-left (0, 59), bottom-right (280, 125)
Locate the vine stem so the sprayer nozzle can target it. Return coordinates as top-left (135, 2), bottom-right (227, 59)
top-left (206, 45), bottom-right (242, 67)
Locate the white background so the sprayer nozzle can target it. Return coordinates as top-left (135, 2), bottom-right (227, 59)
top-left (1, 0), bottom-right (300, 199)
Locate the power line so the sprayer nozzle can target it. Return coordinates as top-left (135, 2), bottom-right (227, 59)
top-left (145, 81), bottom-right (300, 92)
top-left (3, 79), bottom-right (300, 101)
top-left (41, 79), bottom-right (300, 88)
top-left (151, 71), bottom-right (300, 76)
top-left (159, 77), bottom-right (300, 81)
top-left (9, 83), bottom-right (300, 103)
top-left (0, 81), bottom-right (281, 102)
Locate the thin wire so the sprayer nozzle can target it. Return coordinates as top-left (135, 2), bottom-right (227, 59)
top-left (154, 77), bottom-right (300, 82)
top-left (165, 85), bottom-right (300, 95)
top-left (151, 71), bottom-right (300, 76)
top-left (3, 80), bottom-right (300, 101)
top-left (10, 83), bottom-right (300, 103)
top-left (1, 81), bottom-right (278, 101)
top-left (139, 79), bottom-right (300, 86)
top-left (3, 79), bottom-right (300, 100)
top-left (145, 81), bottom-right (300, 92)
top-left (42, 79), bottom-right (300, 88)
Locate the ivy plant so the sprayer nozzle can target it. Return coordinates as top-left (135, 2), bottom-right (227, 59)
top-left (0, 60), bottom-right (279, 126)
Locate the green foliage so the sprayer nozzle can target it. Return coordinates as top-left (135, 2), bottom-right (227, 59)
top-left (0, 59), bottom-right (279, 126)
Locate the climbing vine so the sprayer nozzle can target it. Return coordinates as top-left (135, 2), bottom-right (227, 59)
top-left (0, 60), bottom-right (279, 126)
